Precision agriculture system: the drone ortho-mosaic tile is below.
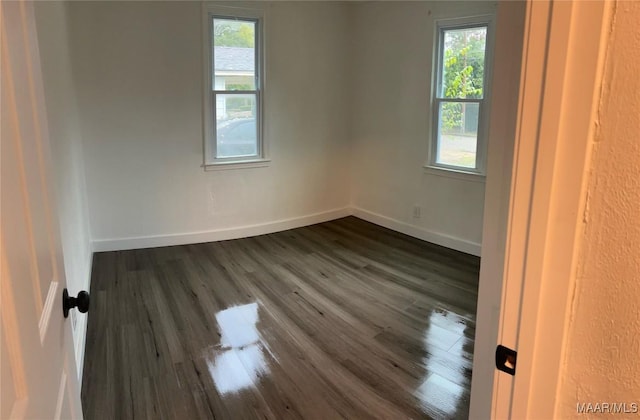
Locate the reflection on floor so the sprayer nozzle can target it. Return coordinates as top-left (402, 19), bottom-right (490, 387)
top-left (81, 216), bottom-right (480, 419)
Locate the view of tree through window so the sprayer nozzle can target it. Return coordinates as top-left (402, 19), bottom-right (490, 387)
top-left (435, 25), bottom-right (487, 169)
top-left (214, 20), bottom-right (255, 48)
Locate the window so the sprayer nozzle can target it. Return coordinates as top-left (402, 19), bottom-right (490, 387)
top-left (204, 9), bottom-right (265, 167)
top-left (429, 17), bottom-right (493, 175)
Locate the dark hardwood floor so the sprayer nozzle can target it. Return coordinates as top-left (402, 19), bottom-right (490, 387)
top-left (81, 217), bottom-right (480, 419)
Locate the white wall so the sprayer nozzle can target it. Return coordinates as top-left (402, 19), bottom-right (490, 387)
top-left (67, 1), bottom-right (352, 251)
top-left (558, 1), bottom-right (640, 414)
top-left (349, 1), bottom-right (496, 256)
top-left (66, 1), bottom-right (490, 255)
top-left (34, 1), bottom-right (93, 379)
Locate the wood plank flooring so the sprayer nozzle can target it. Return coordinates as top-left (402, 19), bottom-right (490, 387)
top-left (81, 217), bottom-right (480, 419)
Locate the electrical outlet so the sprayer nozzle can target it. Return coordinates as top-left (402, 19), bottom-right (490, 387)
top-left (413, 205), bottom-right (421, 219)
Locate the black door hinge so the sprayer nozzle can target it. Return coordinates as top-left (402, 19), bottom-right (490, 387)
top-left (495, 345), bottom-right (517, 375)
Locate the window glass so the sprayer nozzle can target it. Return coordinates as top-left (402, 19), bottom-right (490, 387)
top-left (208, 15), bottom-right (261, 163)
top-left (439, 27), bottom-right (487, 99)
top-left (213, 18), bottom-right (256, 91)
top-left (433, 23), bottom-right (488, 172)
top-left (436, 102), bottom-right (479, 168)
top-left (215, 94), bottom-right (258, 158)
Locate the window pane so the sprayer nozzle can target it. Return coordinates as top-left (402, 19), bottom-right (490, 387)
top-left (440, 26), bottom-right (487, 99)
top-left (216, 93), bottom-right (258, 158)
top-left (437, 101), bottom-right (479, 168)
top-left (213, 18), bottom-right (256, 90)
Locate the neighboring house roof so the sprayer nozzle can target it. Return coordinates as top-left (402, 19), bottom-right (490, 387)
top-left (214, 47), bottom-right (254, 72)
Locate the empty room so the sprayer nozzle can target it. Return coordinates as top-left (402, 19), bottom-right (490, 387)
top-left (3, 0), bottom-right (638, 419)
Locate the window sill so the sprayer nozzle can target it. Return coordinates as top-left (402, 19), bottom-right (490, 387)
top-left (423, 165), bottom-right (486, 183)
top-left (203, 158), bottom-right (271, 171)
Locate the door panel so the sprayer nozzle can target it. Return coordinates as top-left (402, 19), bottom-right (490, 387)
top-left (1, 1), bottom-right (83, 418)
top-left (1, 329), bottom-right (18, 420)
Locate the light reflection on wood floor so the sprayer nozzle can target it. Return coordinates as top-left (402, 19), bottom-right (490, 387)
top-left (81, 217), bottom-right (479, 419)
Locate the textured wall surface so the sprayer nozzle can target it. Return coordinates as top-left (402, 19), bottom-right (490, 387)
top-left (558, 1), bottom-right (640, 414)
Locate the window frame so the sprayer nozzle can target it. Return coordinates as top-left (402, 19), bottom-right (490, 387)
top-left (202, 5), bottom-right (268, 170)
top-left (427, 15), bottom-right (495, 177)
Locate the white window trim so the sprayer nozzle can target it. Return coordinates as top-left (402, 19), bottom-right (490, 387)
top-left (423, 165), bottom-right (486, 183)
top-left (202, 4), bottom-right (267, 170)
top-left (425, 14), bottom-right (495, 177)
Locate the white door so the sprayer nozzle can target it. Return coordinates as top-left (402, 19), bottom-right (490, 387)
top-left (1, 1), bottom-right (83, 419)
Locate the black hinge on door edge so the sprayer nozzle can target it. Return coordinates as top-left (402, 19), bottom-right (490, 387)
top-left (495, 345), bottom-right (517, 375)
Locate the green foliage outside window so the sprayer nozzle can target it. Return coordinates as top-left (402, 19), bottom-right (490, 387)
top-left (441, 28), bottom-right (486, 133)
top-left (214, 21), bottom-right (255, 48)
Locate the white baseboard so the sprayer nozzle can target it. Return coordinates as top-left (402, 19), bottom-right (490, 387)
top-left (351, 207), bottom-right (482, 256)
top-left (92, 207), bottom-right (352, 252)
top-left (91, 206), bottom-right (481, 256)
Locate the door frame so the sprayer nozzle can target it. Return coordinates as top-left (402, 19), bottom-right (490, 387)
top-left (470, 0), bottom-right (613, 418)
